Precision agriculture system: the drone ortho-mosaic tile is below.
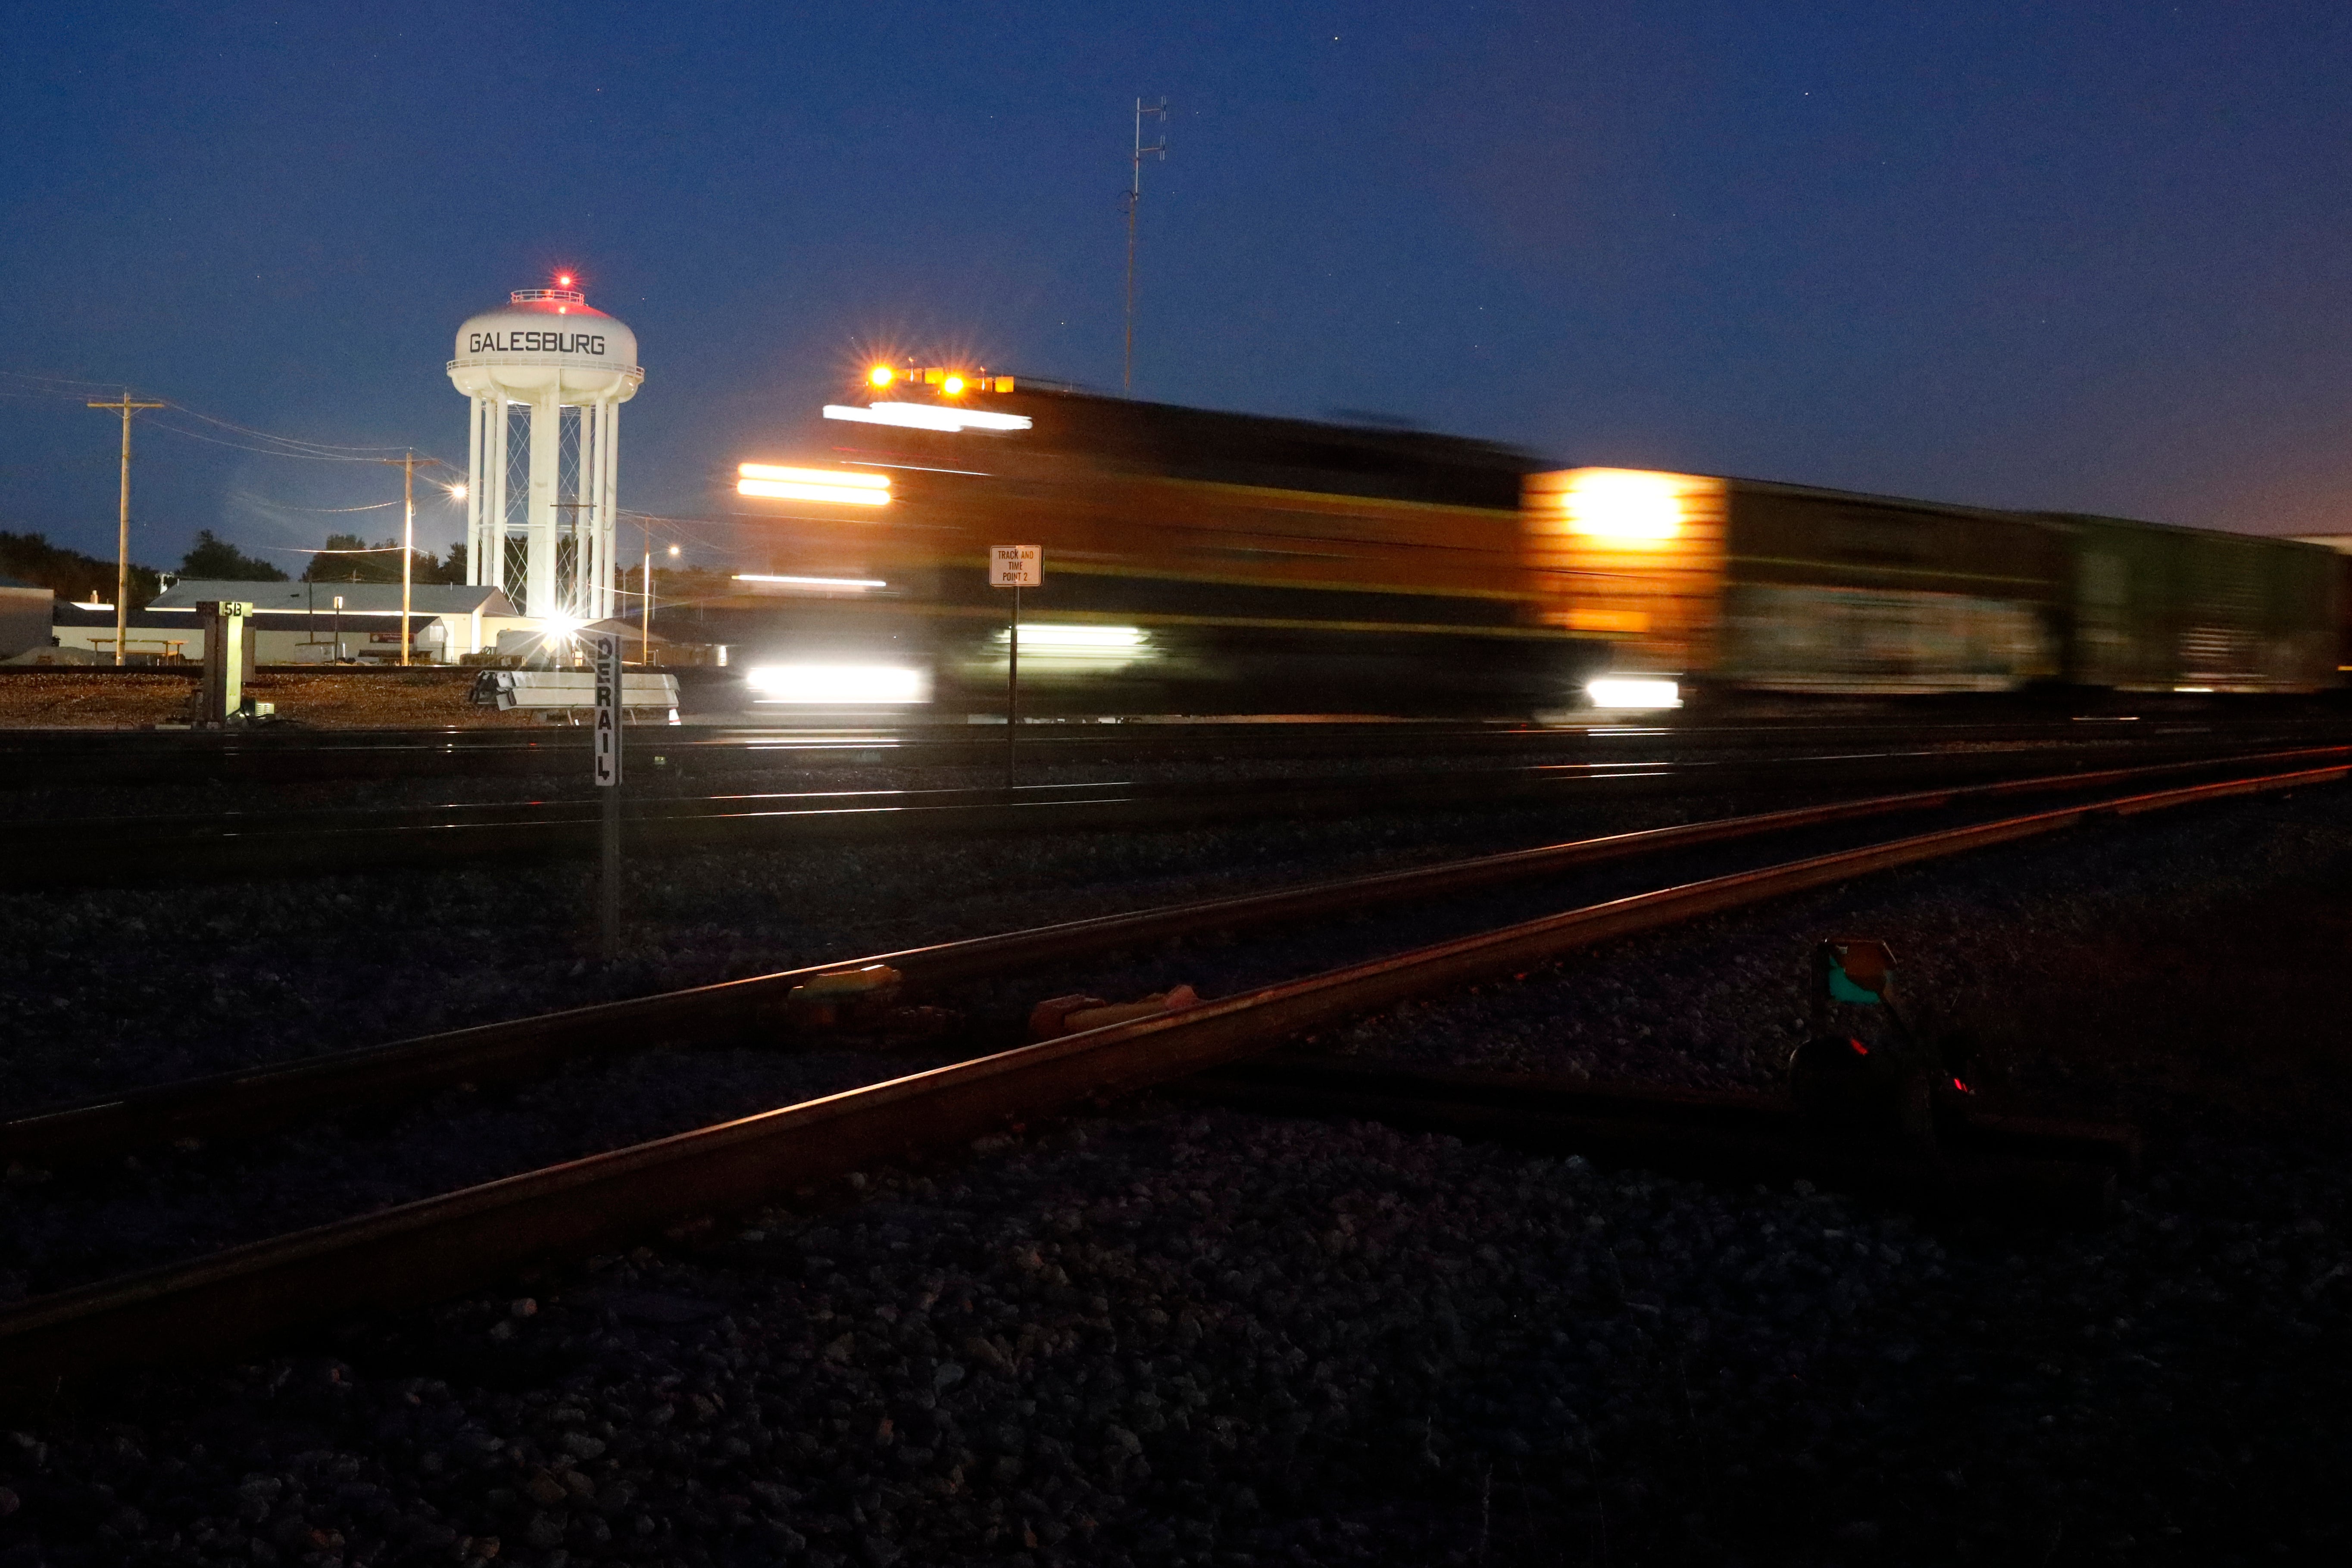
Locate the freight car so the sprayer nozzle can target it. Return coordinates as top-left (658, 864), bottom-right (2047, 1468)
top-left (709, 378), bottom-right (2338, 714)
top-left (1532, 468), bottom-right (2341, 699)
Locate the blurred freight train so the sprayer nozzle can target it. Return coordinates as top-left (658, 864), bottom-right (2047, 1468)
top-left (699, 377), bottom-right (2341, 715)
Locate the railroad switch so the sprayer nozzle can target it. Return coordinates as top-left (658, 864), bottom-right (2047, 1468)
top-left (1030, 985), bottom-right (1200, 1041)
top-left (1789, 938), bottom-right (1972, 1165)
top-left (783, 966), bottom-right (959, 1044)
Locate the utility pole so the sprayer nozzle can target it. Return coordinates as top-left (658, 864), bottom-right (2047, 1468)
top-left (87, 393), bottom-right (166, 666)
top-left (379, 451), bottom-right (432, 665)
top-left (1124, 96), bottom-right (1168, 396)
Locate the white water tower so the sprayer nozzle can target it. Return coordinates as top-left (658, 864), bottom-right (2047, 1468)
top-left (448, 279), bottom-right (643, 620)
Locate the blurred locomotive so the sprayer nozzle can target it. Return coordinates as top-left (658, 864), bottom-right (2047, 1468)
top-left (701, 373), bottom-right (2342, 714)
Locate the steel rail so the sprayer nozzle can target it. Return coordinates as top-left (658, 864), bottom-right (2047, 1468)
top-left (5, 712), bottom-right (2330, 786)
top-left (6, 744), bottom-right (2344, 1169)
top-left (0, 757), bottom-right (2337, 1391)
top-left (3, 734), bottom-right (2333, 888)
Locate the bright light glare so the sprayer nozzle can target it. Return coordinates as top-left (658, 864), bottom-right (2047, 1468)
top-left (542, 614), bottom-right (585, 637)
top-left (1563, 470), bottom-right (1684, 542)
top-left (557, 274), bottom-right (574, 286)
top-left (823, 402), bottom-right (1033, 434)
top-left (733, 573), bottom-right (887, 591)
top-left (746, 663), bottom-right (932, 704)
top-left (941, 374), bottom-right (966, 395)
top-left (868, 365), bottom-right (894, 388)
top-left (667, 544), bottom-right (681, 557)
top-left (447, 482), bottom-right (469, 501)
top-left (1587, 678), bottom-right (1681, 710)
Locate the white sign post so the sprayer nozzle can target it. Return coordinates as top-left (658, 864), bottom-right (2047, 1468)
top-left (592, 631), bottom-right (624, 960)
top-left (989, 546), bottom-right (1041, 786)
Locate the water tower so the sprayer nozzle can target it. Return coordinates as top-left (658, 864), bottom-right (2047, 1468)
top-left (448, 278), bottom-right (643, 620)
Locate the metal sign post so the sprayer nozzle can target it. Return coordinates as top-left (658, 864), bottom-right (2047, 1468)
top-left (990, 545), bottom-right (1042, 786)
top-left (592, 631), bottom-right (624, 961)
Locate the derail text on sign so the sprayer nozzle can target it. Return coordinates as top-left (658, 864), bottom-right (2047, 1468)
top-left (990, 545), bottom-right (1041, 587)
top-left (592, 633), bottom-right (622, 787)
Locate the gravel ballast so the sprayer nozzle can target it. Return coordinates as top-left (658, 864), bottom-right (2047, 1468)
top-left (0, 785), bottom-right (2347, 1562)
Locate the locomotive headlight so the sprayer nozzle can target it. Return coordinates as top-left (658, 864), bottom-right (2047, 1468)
top-left (1563, 469), bottom-right (1684, 542)
top-left (1587, 677), bottom-right (1681, 710)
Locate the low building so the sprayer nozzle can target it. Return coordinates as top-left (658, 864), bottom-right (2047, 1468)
top-left (44, 598), bottom-right (439, 665)
top-left (135, 580), bottom-right (531, 664)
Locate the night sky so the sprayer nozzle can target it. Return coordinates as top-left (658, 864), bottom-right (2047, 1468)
top-left (5, 2), bottom-right (2350, 574)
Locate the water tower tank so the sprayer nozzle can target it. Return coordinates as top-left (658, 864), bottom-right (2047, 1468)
top-left (449, 283), bottom-right (644, 621)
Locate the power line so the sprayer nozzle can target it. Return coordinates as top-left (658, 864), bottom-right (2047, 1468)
top-left (234, 492), bottom-right (403, 514)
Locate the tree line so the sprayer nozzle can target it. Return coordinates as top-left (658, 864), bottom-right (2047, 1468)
top-left (0, 530), bottom-right (468, 607)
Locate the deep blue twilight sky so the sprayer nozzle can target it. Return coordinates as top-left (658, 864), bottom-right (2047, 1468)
top-left (4, 2), bottom-right (2350, 573)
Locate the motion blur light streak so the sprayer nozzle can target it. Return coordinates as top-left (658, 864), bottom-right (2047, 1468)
top-left (737, 480), bottom-right (891, 505)
top-left (737, 462), bottom-right (892, 506)
top-left (1003, 623), bottom-right (1146, 648)
top-left (823, 402), bottom-right (1034, 434)
top-left (991, 622), bottom-right (1153, 671)
top-left (1562, 469), bottom-right (1686, 542)
top-left (1586, 677), bottom-right (1683, 709)
top-left (732, 573), bottom-right (888, 591)
top-left (746, 663), bottom-right (932, 704)
top-left (738, 464), bottom-right (889, 489)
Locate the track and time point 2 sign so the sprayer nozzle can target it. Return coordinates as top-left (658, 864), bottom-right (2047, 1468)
top-left (990, 545), bottom-right (1041, 587)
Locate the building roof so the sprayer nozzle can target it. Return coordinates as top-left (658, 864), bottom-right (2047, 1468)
top-left (149, 580), bottom-right (519, 616)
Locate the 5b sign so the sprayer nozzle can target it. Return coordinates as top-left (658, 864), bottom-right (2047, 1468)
top-left (990, 545), bottom-right (1041, 587)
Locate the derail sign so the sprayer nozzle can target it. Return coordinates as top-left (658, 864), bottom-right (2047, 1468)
top-left (593, 634), bottom-right (622, 787)
top-left (466, 330), bottom-right (610, 356)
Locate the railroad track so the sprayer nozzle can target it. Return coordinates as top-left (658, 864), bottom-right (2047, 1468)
top-left (3, 709), bottom-right (2343, 785)
top-left (0, 748), bottom-right (2337, 1395)
top-left (6, 731), bottom-right (2341, 887)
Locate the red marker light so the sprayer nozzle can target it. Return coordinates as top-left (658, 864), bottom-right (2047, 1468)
top-left (1847, 1038), bottom-right (1870, 1056)
top-left (557, 274), bottom-right (574, 287)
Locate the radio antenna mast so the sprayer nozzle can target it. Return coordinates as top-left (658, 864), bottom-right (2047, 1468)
top-left (1124, 96), bottom-right (1168, 395)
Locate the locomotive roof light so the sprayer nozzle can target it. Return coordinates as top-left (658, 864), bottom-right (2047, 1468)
top-left (868, 365), bottom-right (895, 388)
top-left (1562, 469), bottom-right (1685, 543)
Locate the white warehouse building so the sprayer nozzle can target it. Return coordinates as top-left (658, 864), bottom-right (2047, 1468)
top-left (72, 579), bottom-right (534, 664)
